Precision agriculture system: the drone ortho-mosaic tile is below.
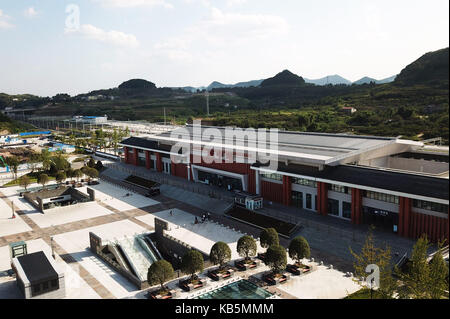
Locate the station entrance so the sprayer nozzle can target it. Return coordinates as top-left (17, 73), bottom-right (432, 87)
top-left (362, 206), bottom-right (399, 233)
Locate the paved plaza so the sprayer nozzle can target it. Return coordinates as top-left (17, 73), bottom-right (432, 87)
top-left (53, 220), bottom-right (149, 299)
top-left (79, 181), bottom-right (160, 212)
top-left (0, 239), bottom-right (100, 299)
top-left (0, 165), bottom-right (418, 299)
top-left (136, 208), bottom-right (266, 259)
top-left (0, 197), bottom-right (32, 237)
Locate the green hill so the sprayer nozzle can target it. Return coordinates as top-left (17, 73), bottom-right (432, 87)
top-left (395, 48), bottom-right (449, 86)
top-left (261, 70), bottom-right (306, 87)
top-left (118, 79), bottom-right (157, 90)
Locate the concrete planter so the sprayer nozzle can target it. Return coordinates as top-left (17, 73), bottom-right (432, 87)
top-left (178, 278), bottom-right (208, 292)
top-left (262, 272), bottom-right (291, 286)
top-left (235, 258), bottom-right (261, 271)
top-left (149, 288), bottom-right (178, 299)
top-left (208, 268), bottom-right (235, 281)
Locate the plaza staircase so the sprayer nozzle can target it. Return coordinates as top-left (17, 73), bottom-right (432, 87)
top-left (118, 235), bottom-right (159, 282)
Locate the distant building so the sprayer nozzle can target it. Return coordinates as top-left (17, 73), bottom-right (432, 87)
top-left (87, 95), bottom-right (105, 101)
top-left (72, 115), bottom-right (108, 124)
top-left (342, 107), bottom-right (357, 115)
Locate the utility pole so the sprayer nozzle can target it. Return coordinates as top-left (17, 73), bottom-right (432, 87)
top-left (206, 90), bottom-right (210, 116)
top-left (164, 107), bottom-right (166, 125)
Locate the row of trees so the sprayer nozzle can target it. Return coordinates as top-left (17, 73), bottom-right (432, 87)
top-left (147, 228), bottom-right (311, 292)
top-left (55, 127), bottom-right (129, 155)
top-left (18, 151), bottom-right (100, 190)
top-left (350, 229), bottom-right (449, 299)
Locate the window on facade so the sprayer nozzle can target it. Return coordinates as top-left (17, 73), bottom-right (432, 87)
top-left (32, 284), bottom-right (41, 295)
top-left (413, 200), bottom-right (448, 214)
top-left (292, 177), bottom-right (317, 188)
top-left (343, 202), bottom-right (352, 219)
top-left (364, 191), bottom-right (399, 204)
top-left (329, 184), bottom-right (350, 194)
top-left (291, 191), bottom-right (303, 209)
top-left (261, 172), bottom-right (283, 181)
top-left (306, 194), bottom-right (312, 209)
top-left (31, 279), bottom-right (59, 297)
top-left (163, 162), bottom-right (171, 175)
top-left (51, 279), bottom-right (58, 289)
top-left (328, 199), bottom-right (340, 216)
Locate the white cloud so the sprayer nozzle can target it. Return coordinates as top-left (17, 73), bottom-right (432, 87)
top-left (154, 7), bottom-right (289, 59)
top-left (226, 0), bottom-right (247, 6)
top-left (24, 7), bottom-right (39, 18)
top-left (66, 24), bottom-right (139, 48)
top-left (0, 9), bottom-right (13, 29)
top-left (182, 0), bottom-right (211, 7)
top-left (94, 0), bottom-right (173, 9)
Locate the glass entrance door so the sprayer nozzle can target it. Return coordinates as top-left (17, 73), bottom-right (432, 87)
top-left (163, 161), bottom-right (171, 174)
top-left (291, 191), bottom-right (303, 209)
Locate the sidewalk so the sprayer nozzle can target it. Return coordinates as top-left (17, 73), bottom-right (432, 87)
top-left (103, 162), bottom-right (235, 203)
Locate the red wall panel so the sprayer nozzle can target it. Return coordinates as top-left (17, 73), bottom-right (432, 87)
top-left (409, 212), bottom-right (448, 243)
top-left (261, 180), bottom-right (283, 204)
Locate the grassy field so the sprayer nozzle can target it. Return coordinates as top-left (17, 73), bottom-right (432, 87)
top-left (4, 172), bottom-right (56, 187)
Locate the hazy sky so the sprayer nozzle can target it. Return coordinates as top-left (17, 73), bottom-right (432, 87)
top-left (0, 0), bottom-right (448, 96)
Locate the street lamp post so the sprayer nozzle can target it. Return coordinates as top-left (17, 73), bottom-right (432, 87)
top-left (11, 201), bottom-right (15, 219)
top-left (51, 236), bottom-right (55, 259)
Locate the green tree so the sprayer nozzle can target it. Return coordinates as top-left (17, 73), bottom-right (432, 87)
top-left (181, 250), bottom-right (204, 281)
top-left (260, 228), bottom-right (279, 249)
top-left (428, 244), bottom-right (449, 299)
top-left (237, 235), bottom-right (257, 261)
top-left (65, 168), bottom-right (74, 181)
top-left (87, 157), bottom-right (96, 168)
top-left (147, 260), bottom-right (175, 292)
top-left (112, 129), bottom-right (120, 155)
top-left (95, 160), bottom-right (103, 171)
top-left (52, 155), bottom-right (70, 171)
top-left (397, 236), bottom-right (448, 299)
top-left (210, 242), bottom-right (231, 269)
top-left (350, 228), bottom-right (397, 299)
top-left (264, 245), bottom-right (287, 274)
top-left (55, 171), bottom-right (66, 184)
top-left (40, 149), bottom-right (52, 172)
top-left (19, 175), bottom-right (31, 191)
top-left (5, 156), bottom-right (19, 180)
top-left (85, 167), bottom-right (99, 181)
top-left (38, 174), bottom-right (49, 189)
top-left (73, 169), bottom-right (82, 182)
top-left (288, 236), bottom-right (311, 265)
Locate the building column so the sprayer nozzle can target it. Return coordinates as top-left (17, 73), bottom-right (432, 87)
top-left (255, 171), bottom-right (261, 195)
top-left (156, 152), bottom-right (163, 172)
top-left (123, 146), bottom-right (129, 164)
top-left (133, 148), bottom-right (138, 166)
top-left (247, 166), bottom-right (256, 195)
top-left (351, 188), bottom-right (362, 225)
top-left (399, 197), bottom-right (412, 237)
top-left (145, 151), bottom-right (150, 170)
top-left (282, 176), bottom-right (291, 206)
top-left (317, 182), bottom-right (328, 216)
top-left (171, 162), bottom-right (176, 176)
